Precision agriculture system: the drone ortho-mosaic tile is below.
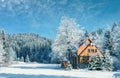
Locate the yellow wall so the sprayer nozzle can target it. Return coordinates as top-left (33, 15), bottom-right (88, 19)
top-left (78, 45), bottom-right (104, 63)
top-left (80, 45), bottom-right (103, 57)
top-left (77, 39), bottom-right (104, 64)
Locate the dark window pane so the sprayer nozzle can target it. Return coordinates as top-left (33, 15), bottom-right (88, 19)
top-left (91, 49), bottom-right (94, 52)
top-left (88, 49), bottom-right (90, 52)
top-left (95, 49), bottom-right (97, 52)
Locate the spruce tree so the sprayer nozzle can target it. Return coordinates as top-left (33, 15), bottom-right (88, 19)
top-left (88, 56), bottom-right (96, 70)
top-left (111, 23), bottom-right (120, 70)
top-left (97, 28), bottom-right (103, 35)
top-left (88, 53), bottom-right (103, 70)
top-left (21, 56), bottom-right (24, 62)
top-left (0, 30), bottom-right (11, 64)
top-left (84, 30), bottom-right (89, 38)
top-left (103, 29), bottom-right (114, 55)
top-left (104, 50), bottom-right (113, 71)
top-left (95, 54), bottom-right (103, 70)
top-left (26, 55), bottom-right (30, 63)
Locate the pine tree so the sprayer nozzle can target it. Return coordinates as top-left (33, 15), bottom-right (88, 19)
top-left (97, 28), bottom-right (103, 35)
top-left (88, 56), bottom-right (96, 70)
top-left (112, 22), bottom-right (117, 31)
top-left (111, 23), bottom-right (120, 70)
top-left (0, 41), bottom-right (5, 64)
top-left (104, 49), bottom-right (113, 71)
top-left (0, 30), bottom-right (5, 64)
top-left (88, 53), bottom-right (103, 70)
top-left (103, 29), bottom-right (114, 55)
top-left (21, 56), bottom-right (24, 62)
top-left (95, 54), bottom-right (103, 70)
top-left (0, 29), bottom-right (12, 65)
top-left (84, 30), bottom-right (89, 38)
top-left (90, 32), bottom-right (96, 42)
top-left (95, 29), bottom-right (104, 51)
top-left (25, 55), bottom-right (30, 63)
top-left (2, 30), bottom-right (12, 64)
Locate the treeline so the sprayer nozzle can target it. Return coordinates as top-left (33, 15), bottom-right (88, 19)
top-left (0, 32), bottom-right (52, 65)
top-left (7, 33), bottom-right (52, 63)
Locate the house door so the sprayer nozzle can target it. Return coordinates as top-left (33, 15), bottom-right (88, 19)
top-left (72, 54), bottom-right (78, 69)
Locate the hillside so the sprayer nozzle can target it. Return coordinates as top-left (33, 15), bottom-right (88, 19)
top-left (7, 33), bottom-right (52, 63)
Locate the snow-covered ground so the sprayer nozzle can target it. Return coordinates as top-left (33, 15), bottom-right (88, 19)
top-left (0, 62), bottom-right (120, 78)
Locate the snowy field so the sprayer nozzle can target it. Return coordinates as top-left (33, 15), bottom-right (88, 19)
top-left (0, 62), bottom-right (120, 78)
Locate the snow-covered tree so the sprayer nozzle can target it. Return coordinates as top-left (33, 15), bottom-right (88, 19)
top-left (111, 23), bottom-right (120, 70)
top-left (0, 29), bottom-right (13, 65)
top-left (103, 29), bottom-right (114, 55)
top-left (21, 56), bottom-right (24, 62)
top-left (0, 30), bottom-right (5, 64)
top-left (2, 30), bottom-right (15, 64)
top-left (111, 22), bottom-right (117, 31)
top-left (97, 28), bottom-right (103, 35)
top-left (84, 30), bottom-right (90, 38)
top-left (88, 53), bottom-right (103, 70)
top-left (95, 29), bottom-right (104, 51)
top-left (104, 49), bottom-right (113, 71)
top-left (88, 56), bottom-right (96, 70)
top-left (7, 33), bottom-right (52, 63)
top-left (95, 54), bottom-right (103, 70)
top-left (25, 55), bottom-right (30, 63)
top-left (0, 42), bottom-right (5, 64)
top-left (89, 29), bottom-right (104, 51)
top-left (111, 24), bottom-right (120, 56)
top-left (89, 32), bottom-right (96, 42)
top-left (52, 17), bottom-right (84, 63)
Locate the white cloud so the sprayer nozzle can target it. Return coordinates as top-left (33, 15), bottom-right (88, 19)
top-left (0, 0), bottom-right (106, 28)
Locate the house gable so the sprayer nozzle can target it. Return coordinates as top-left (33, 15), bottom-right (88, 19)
top-left (77, 38), bottom-right (104, 57)
top-left (79, 45), bottom-right (104, 57)
top-left (77, 38), bottom-right (91, 55)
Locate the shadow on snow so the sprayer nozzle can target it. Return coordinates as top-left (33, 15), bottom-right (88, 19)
top-left (0, 73), bottom-right (86, 78)
top-left (9, 65), bottom-right (61, 70)
top-left (112, 73), bottom-right (120, 78)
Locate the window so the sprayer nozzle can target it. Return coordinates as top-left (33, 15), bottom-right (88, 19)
top-left (88, 49), bottom-right (98, 53)
top-left (91, 49), bottom-right (94, 53)
top-left (88, 49), bottom-right (90, 52)
top-left (95, 49), bottom-right (97, 52)
top-left (82, 56), bottom-right (89, 63)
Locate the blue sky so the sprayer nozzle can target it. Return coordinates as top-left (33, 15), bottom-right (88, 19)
top-left (0, 0), bottom-right (120, 39)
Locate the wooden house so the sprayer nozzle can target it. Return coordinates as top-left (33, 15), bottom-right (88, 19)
top-left (70, 38), bottom-right (104, 69)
